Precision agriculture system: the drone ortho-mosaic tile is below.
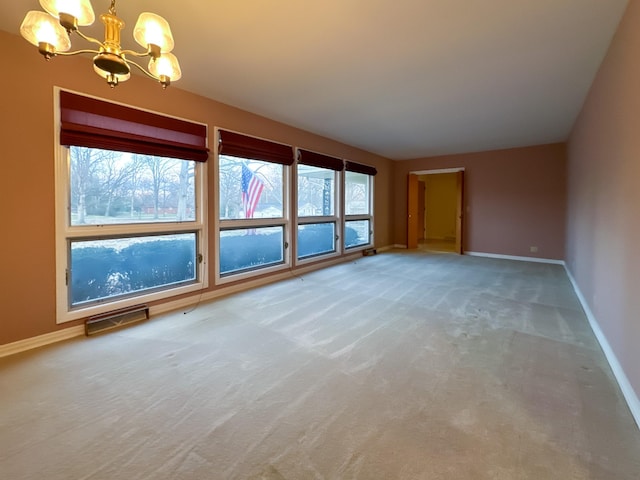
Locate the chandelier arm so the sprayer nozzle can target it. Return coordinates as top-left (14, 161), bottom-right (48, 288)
top-left (120, 49), bottom-right (153, 58)
top-left (55, 49), bottom-right (102, 57)
top-left (73, 29), bottom-right (106, 48)
top-left (126, 58), bottom-right (160, 81)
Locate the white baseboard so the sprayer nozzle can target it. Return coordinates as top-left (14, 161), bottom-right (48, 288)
top-left (564, 266), bottom-right (640, 430)
top-left (465, 251), bottom-right (565, 265)
top-left (0, 325), bottom-right (85, 358)
top-left (376, 245), bottom-right (395, 253)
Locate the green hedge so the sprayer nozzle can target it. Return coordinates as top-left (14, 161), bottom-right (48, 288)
top-left (71, 239), bottom-right (195, 304)
top-left (71, 225), bottom-right (364, 303)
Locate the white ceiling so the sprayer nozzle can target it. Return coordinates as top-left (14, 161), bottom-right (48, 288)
top-left (0, 1), bottom-right (629, 159)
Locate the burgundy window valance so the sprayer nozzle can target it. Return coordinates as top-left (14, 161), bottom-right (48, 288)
top-left (59, 90), bottom-right (209, 162)
top-left (297, 149), bottom-right (344, 171)
top-left (218, 130), bottom-right (294, 165)
top-left (345, 161), bottom-right (377, 176)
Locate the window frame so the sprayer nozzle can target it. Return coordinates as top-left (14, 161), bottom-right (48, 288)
top-left (294, 150), bottom-right (343, 264)
top-left (214, 128), bottom-right (292, 284)
top-left (54, 89), bottom-right (209, 324)
top-left (343, 168), bottom-right (375, 251)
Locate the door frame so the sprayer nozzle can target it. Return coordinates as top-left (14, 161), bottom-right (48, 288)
top-left (407, 167), bottom-right (465, 253)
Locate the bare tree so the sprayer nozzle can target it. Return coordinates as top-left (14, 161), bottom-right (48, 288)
top-left (219, 157), bottom-right (242, 219)
top-left (96, 151), bottom-right (135, 218)
top-left (176, 161), bottom-right (194, 221)
top-left (252, 162), bottom-right (282, 213)
top-left (127, 155), bottom-right (146, 218)
top-left (70, 147), bottom-right (109, 224)
top-left (142, 155), bottom-right (175, 219)
top-left (345, 175), bottom-right (368, 215)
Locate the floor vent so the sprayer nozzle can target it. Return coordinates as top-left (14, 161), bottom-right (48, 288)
top-left (85, 304), bottom-right (149, 336)
top-left (363, 248), bottom-right (377, 256)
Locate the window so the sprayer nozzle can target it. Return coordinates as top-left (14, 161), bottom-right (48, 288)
top-left (296, 150), bottom-right (343, 261)
top-left (344, 161), bottom-right (376, 249)
top-left (70, 232), bottom-right (197, 306)
top-left (55, 90), bottom-right (208, 323)
top-left (217, 130), bottom-right (293, 279)
top-left (219, 226), bottom-right (285, 275)
top-left (218, 157), bottom-right (285, 275)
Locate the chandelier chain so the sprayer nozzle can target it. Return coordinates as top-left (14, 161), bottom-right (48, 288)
top-left (109, 0), bottom-right (117, 15)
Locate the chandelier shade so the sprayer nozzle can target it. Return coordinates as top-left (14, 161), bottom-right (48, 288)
top-left (133, 13), bottom-right (175, 53)
top-left (149, 53), bottom-right (182, 82)
top-left (19, 0), bottom-right (181, 89)
top-left (39, 0), bottom-right (96, 27)
top-left (20, 11), bottom-right (71, 52)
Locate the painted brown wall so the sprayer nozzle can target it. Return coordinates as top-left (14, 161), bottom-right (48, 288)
top-left (567, 0), bottom-right (640, 408)
top-left (0, 30), bottom-right (393, 346)
top-left (393, 144), bottom-right (567, 259)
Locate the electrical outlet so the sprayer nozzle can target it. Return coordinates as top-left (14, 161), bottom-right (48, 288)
top-left (530, 246), bottom-right (538, 253)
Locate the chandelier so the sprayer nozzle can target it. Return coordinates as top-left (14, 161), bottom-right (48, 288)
top-left (19, 0), bottom-right (181, 88)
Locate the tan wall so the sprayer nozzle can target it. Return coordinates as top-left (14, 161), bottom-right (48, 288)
top-left (423, 173), bottom-right (458, 240)
top-left (393, 144), bottom-right (567, 259)
top-left (567, 0), bottom-right (640, 409)
top-left (0, 30), bottom-right (393, 345)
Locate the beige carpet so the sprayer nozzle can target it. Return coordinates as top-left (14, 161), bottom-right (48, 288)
top-left (1, 250), bottom-right (639, 479)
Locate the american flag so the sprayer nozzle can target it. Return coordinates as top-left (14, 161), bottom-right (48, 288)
top-left (241, 163), bottom-right (264, 218)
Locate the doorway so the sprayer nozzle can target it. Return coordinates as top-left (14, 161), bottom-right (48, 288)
top-left (407, 169), bottom-right (464, 253)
